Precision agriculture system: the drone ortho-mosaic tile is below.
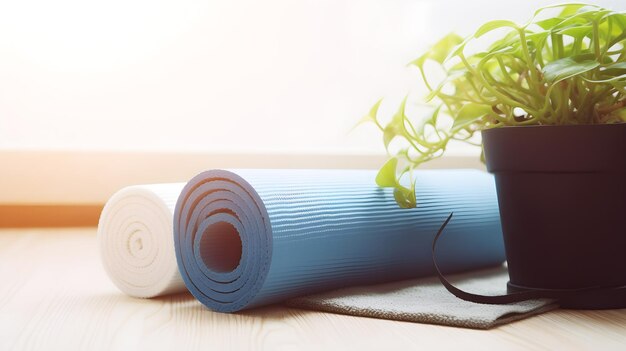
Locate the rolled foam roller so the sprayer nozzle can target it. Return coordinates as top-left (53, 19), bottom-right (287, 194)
top-left (174, 169), bottom-right (505, 312)
top-left (98, 183), bottom-right (187, 298)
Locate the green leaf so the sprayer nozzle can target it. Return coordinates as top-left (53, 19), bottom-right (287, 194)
top-left (409, 33), bottom-right (464, 67)
top-left (476, 45), bottom-right (518, 69)
top-left (581, 73), bottom-right (626, 83)
top-left (555, 9), bottom-right (611, 29)
top-left (526, 31), bottom-right (551, 45)
top-left (609, 80), bottom-right (626, 90)
top-left (559, 4), bottom-right (589, 17)
top-left (452, 103), bottom-right (492, 131)
top-left (429, 33), bottom-right (465, 63)
top-left (611, 11), bottom-right (626, 29)
top-left (393, 185), bottom-right (416, 209)
top-left (608, 63), bottom-right (626, 70)
top-left (556, 25), bottom-right (592, 37)
top-left (488, 30), bottom-right (520, 51)
top-left (535, 17), bottom-right (565, 30)
top-left (474, 20), bottom-right (518, 38)
top-left (408, 55), bottom-right (428, 69)
top-left (382, 98), bottom-right (408, 148)
top-left (602, 62), bottom-right (626, 76)
top-left (420, 105), bottom-right (442, 134)
top-left (542, 55), bottom-right (600, 83)
top-left (356, 99), bottom-right (383, 126)
top-left (444, 36), bottom-right (471, 62)
top-left (599, 13), bottom-right (626, 38)
top-left (375, 158), bottom-right (398, 187)
top-left (383, 125), bottom-right (400, 149)
top-left (533, 3), bottom-right (589, 18)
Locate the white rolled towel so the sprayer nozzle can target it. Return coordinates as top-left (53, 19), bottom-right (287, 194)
top-left (97, 183), bottom-right (186, 298)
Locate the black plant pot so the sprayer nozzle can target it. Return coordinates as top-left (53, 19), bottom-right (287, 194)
top-left (482, 124), bottom-right (626, 309)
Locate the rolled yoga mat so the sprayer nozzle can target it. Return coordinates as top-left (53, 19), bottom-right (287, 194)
top-left (98, 183), bottom-right (186, 298)
top-left (174, 169), bottom-right (506, 312)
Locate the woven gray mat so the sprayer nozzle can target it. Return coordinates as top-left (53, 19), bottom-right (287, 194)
top-left (285, 265), bottom-right (558, 329)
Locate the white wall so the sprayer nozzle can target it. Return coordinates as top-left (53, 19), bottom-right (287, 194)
top-left (0, 0), bottom-right (623, 155)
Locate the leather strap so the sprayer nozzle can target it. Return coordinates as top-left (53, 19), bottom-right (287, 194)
top-left (431, 213), bottom-right (619, 304)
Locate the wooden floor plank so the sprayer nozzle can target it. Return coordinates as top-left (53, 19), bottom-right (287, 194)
top-left (0, 228), bottom-right (624, 351)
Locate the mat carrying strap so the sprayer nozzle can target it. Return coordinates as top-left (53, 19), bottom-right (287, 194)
top-left (431, 213), bottom-right (618, 304)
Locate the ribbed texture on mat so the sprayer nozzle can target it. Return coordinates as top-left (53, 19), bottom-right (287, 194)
top-left (174, 169), bottom-right (506, 312)
top-left (98, 184), bottom-right (186, 298)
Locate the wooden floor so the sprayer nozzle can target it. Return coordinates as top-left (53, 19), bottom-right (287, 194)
top-left (0, 228), bottom-right (624, 351)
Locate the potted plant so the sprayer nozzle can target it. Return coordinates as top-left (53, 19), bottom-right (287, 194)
top-left (364, 3), bottom-right (626, 308)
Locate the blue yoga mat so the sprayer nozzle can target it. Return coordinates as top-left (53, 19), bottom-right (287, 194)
top-left (174, 169), bottom-right (505, 312)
